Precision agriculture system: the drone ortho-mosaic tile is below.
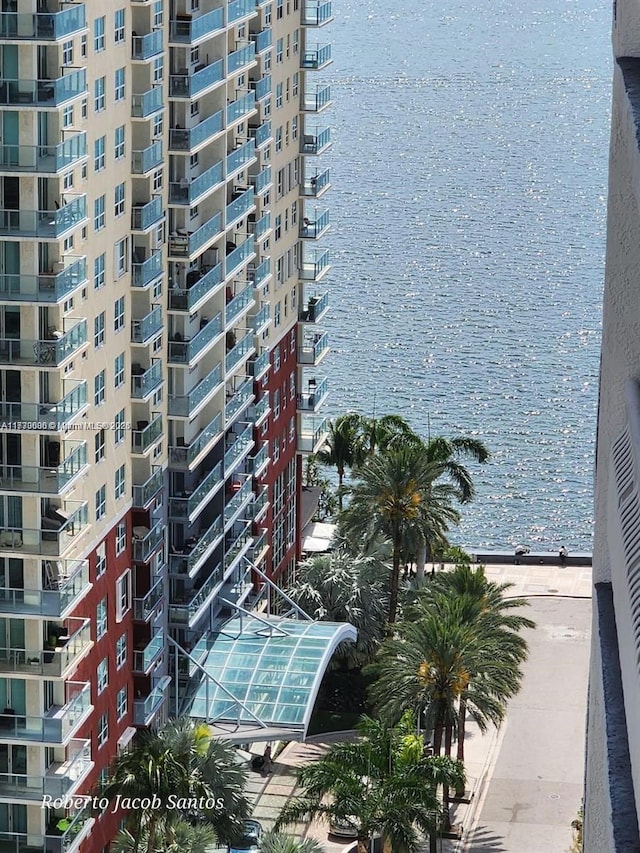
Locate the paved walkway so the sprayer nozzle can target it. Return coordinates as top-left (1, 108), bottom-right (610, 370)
top-left (236, 562), bottom-right (592, 853)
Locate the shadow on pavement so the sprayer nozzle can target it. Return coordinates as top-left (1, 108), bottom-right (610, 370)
top-left (464, 826), bottom-right (507, 852)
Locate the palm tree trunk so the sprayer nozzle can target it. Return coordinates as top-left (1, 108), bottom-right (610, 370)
top-left (416, 538), bottom-right (426, 581)
top-left (442, 723), bottom-right (453, 832)
top-left (357, 836), bottom-right (369, 853)
top-left (388, 546), bottom-right (401, 623)
top-left (337, 467), bottom-right (344, 510)
top-left (456, 695), bottom-right (468, 797)
top-left (146, 813), bottom-right (158, 853)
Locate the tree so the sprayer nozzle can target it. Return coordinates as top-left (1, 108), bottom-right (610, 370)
top-left (260, 833), bottom-right (327, 853)
top-left (356, 413), bottom-right (415, 456)
top-left (112, 819), bottom-right (217, 853)
top-left (274, 715), bottom-right (464, 853)
top-left (316, 413), bottom-right (366, 509)
top-left (303, 455), bottom-right (337, 521)
top-left (286, 550), bottom-right (389, 668)
top-left (339, 447), bottom-right (460, 623)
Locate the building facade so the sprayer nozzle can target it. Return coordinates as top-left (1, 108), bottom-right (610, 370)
top-left (0, 0), bottom-right (333, 848)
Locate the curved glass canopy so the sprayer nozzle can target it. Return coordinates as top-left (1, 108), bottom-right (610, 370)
top-left (187, 615), bottom-right (357, 740)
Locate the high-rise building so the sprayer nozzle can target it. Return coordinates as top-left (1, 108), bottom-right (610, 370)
top-left (0, 0), bottom-right (339, 848)
top-left (585, 2), bottom-right (640, 850)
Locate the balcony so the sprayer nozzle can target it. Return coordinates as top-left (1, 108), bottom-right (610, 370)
top-left (224, 422), bottom-right (253, 472)
top-left (0, 133), bottom-right (87, 174)
top-left (0, 380), bottom-right (88, 431)
top-left (0, 806), bottom-right (92, 853)
top-left (170, 562), bottom-right (223, 627)
top-left (0, 6), bottom-right (86, 40)
top-left (224, 522), bottom-right (253, 571)
top-left (132, 197), bottom-right (163, 231)
top-left (225, 237), bottom-right (255, 278)
top-left (248, 349), bottom-right (270, 380)
top-left (0, 70), bottom-right (86, 107)
top-left (249, 258), bottom-right (271, 289)
top-left (131, 86), bottom-right (163, 118)
top-left (0, 681), bottom-right (91, 744)
top-left (226, 187), bottom-right (255, 226)
top-left (168, 461), bottom-right (223, 521)
top-left (227, 139), bottom-right (256, 176)
top-left (224, 477), bottom-right (254, 525)
top-left (226, 332), bottom-right (254, 375)
top-left (134, 675), bottom-right (171, 727)
top-left (168, 363), bottom-right (222, 417)
top-left (300, 248), bottom-right (330, 281)
top-left (133, 467), bottom-right (164, 508)
top-left (133, 577), bottom-right (164, 622)
top-left (249, 212), bottom-right (271, 242)
top-left (132, 520), bottom-right (164, 563)
top-left (169, 7), bottom-right (224, 43)
top-left (132, 251), bottom-right (163, 287)
top-left (299, 290), bottom-right (329, 323)
top-left (0, 443), bottom-right (87, 494)
top-left (301, 167), bottom-right (330, 198)
top-left (132, 413), bottom-right (164, 454)
top-left (169, 515), bottom-right (223, 577)
top-left (0, 617), bottom-right (92, 676)
top-left (133, 629), bottom-right (164, 674)
top-left (251, 28), bottom-right (272, 54)
top-left (250, 166), bottom-right (272, 195)
top-left (299, 415), bottom-right (329, 454)
top-left (300, 208), bottom-right (330, 239)
top-left (248, 394), bottom-right (270, 428)
top-left (301, 126), bottom-right (331, 155)
top-left (0, 560), bottom-right (88, 619)
top-left (301, 43), bottom-right (332, 69)
top-left (169, 160), bottom-right (223, 204)
top-left (132, 141), bottom-right (163, 174)
top-left (0, 258), bottom-right (87, 304)
top-left (0, 738), bottom-right (91, 800)
top-left (248, 303), bottom-right (270, 336)
top-left (131, 361), bottom-right (163, 399)
top-left (228, 0), bottom-right (255, 22)
top-left (168, 313), bottom-right (223, 366)
top-left (301, 0), bottom-right (333, 26)
top-left (169, 110), bottom-right (224, 152)
top-left (302, 84), bottom-right (331, 113)
top-left (132, 30), bottom-right (163, 60)
top-left (169, 412), bottom-right (222, 470)
top-left (228, 43), bottom-right (256, 74)
top-left (0, 197), bottom-right (86, 239)
top-left (251, 75), bottom-right (271, 101)
top-left (168, 262), bottom-right (223, 312)
top-left (299, 331), bottom-right (329, 365)
top-left (169, 212), bottom-right (222, 258)
top-left (0, 320), bottom-right (88, 367)
top-left (169, 60), bottom-right (224, 99)
top-left (249, 121), bottom-right (271, 148)
top-left (298, 376), bottom-right (328, 412)
top-left (249, 527), bottom-right (268, 560)
top-left (132, 306), bottom-right (163, 344)
top-left (248, 442), bottom-right (269, 477)
top-left (225, 376), bottom-right (254, 422)
top-left (227, 285), bottom-right (254, 325)
top-left (227, 92), bottom-right (256, 125)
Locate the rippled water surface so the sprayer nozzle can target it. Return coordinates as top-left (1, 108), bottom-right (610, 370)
top-left (321, 0), bottom-right (611, 550)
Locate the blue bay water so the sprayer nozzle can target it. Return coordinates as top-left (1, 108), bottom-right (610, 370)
top-left (321, 0), bottom-right (611, 551)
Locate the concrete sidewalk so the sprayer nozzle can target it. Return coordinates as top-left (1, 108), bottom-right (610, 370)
top-left (241, 562), bottom-right (592, 853)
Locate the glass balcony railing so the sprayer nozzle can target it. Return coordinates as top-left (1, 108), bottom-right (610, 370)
top-left (226, 285), bottom-right (254, 324)
top-left (225, 376), bottom-right (254, 421)
top-left (252, 28), bottom-right (272, 53)
top-left (133, 629), bottom-right (164, 674)
top-left (299, 415), bottom-right (329, 454)
top-left (249, 212), bottom-right (271, 241)
top-left (0, 804), bottom-right (92, 853)
top-left (132, 305), bottom-right (163, 344)
top-left (133, 577), bottom-right (164, 621)
top-left (0, 739), bottom-right (91, 800)
top-left (301, 0), bottom-right (333, 26)
top-left (224, 422), bottom-right (253, 471)
top-left (0, 133), bottom-right (86, 174)
top-left (302, 84), bottom-right (331, 112)
top-left (133, 467), bottom-right (164, 508)
top-left (169, 212), bottom-right (222, 258)
top-left (131, 413), bottom-right (164, 454)
top-left (224, 478), bottom-right (254, 524)
top-left (299, 331), bottom-right (329, 365)
top-left (227, 91), bottom-right (255, 124)
top-left (169, 412), bottom-right (222, 468)
top-left (0, 443), bottom-right (87, 493)
top-left (248, 348), bottom-right (270, 379)
top-left (169, 160), bottom-right (223, 204)
top-left (132, 30), bottom-right (163, 60)
top-left (132, 141), bottom-right (163, 174)
top-left (134, 675), bottom-right (171, 726)
top-left (300, 248), bottom-right (330, 281)
top-left (169, 110), bottom-right (223, 151)
top-left (226, 139), bottom-right (255, 175)
top-left (250, 166), bottom-right (272, 195)
top-left (0, 197), bottom-right (86, 238)
top-left (168, 363), bottom-right (222, 416)
top-left (252, 75), bottom-right (271, 101)
top-left (168, 312), bottom-right (223, 364)
top-left (249, 442), bottom-right (269, 477)
top-left (132, 197), bottom-right (163, 231)
top-left (250, 528), bottom-right (268, 560)
top-left (0, 258), bottom-right (87, 304)
top-left (0, 320), bottom-right (87, 367)
top-left (301, 43), bottom-right (332, 69)
top-left (228, 43), bottom-right (255, 74)
top-left (132, 251), bottom-right (163, 287)
top-left (169, 7), bottom-right (224, 42)
top-left (170, 562), bottom-right (223, 626)
top-left (131, 86), bottom-right (163, 117)
top-left (249, 120), bottom-right (271, 148)
top-left (298, 376), bottom-right (328, 411)
top-left (248, 395), bottom-right (270, 426)
top-left (224, 522), bottom-right (253, 568)
top-left (249, 258), bottom-right (271, 289)
top-left (226, 187), bottom-right (254, 226)
top-left (0, 6), bottom-right (86, 40)
top-left (168, 515), bottom-right (223, 576)
top-left (168, 262), bottom-right (223, 312)
top-left (0, 381), bottom-right (87, 432)
top-left (225, 331), bottom-right (254, 374)
top-left (301, 126), bottom-right (331, 155)
top-left (300, 290), bottom-right (329, 322)
top-left (0, 681), bottom-right (90, 743)
top-left (300, 208), bottom-right (330, 239)
top-left (0, 617), bottom-right (91, 676)
top-left (225, 236), bottom-right (255, 278)
top-left (301, 167), bottom-right (330, 198)
top-left (0, 560), bottom-right (88, 619)
top-left (0, 70), bottom-right (86, 107)
top-left (168, 461), bottom-right (223, 520)
top-left (228, 0), bottom-right (255, 23)
top-left (132, 520), bottom-right (164, 563)
top-left (248, 303), bottom-right (270, 334)
top-left (170, 60), bottom-right (223, 99)
top-left (131, 361), bottom-right (163, 399)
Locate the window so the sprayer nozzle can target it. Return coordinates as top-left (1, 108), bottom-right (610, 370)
top-left (62, 40), bottom-right (73, 65)
top-left (190, 45), bottom-right (199, 64)
top-left (153, 56), bottom-right (164, 83)
top-left (265, 3), bottom-right (272, 24)
top-left (115, 238), bottom-right (128, 276)
top-left (276, 0), bottom-right (283, 18)
top-left (81, 34), bottom-right (87, 57)
top-left (115, 125), bottom-right (125, 159)
top-left (114, 464), bottom-right (126, 500)
top-left (116, 633), bottom-right (127, 668)
top-left (94, 77), bottom-right (105, 112)
top-left (114, 182), bottom-right (125, 217)
top-left (292, 72), bottom-right (298, 96)
top-left (273, 344), bottom-right (281, 372)
top-left (62, 105), bottom-right (73, 128)
top-left (94, 195), bottom-right (105, 230)
top-left (275, 127), bottom-right (282, 152)
top-left (94, 16), bottom-right (105, 51)
top-left (276, 37), bottom-right (283, 62)
top-left (291, 200), bottom-right (297, 225)
top-left (94, 312), bottom-right (105, 348)
top-left (95, 428), bottom-right (105, 462)
top-left (96, 542), bottom-right (107, 578)
top-left (276, 82), bottom-right (283, 109)
top-left (97, 712), bottom-right (108, 747)
top-left (116, 687), bottom-right (127, 720)
top-left (289, 373), bottom-right (295, 400)
top-left (274, 301), bottom-right (281, 327)
top-left (153, 112), bottom-right (163, 138)
top-left (114, 409), bottom-right (126, 444)
top-left (273, 388), bottom-right (280, 419)
top-left (114, 68), bottom-right (125, 101)
top-left (292, 115), bottom-right (298, 141)
top-left (114, 8), bottom-right (125, 42)
top-left (114, 353), bottom-right (125, 388)
top-left (96, 598), bottom-right (107, 638)
top-left (153, 0), bottom-right (163, 27)
top-left (97, 658), bottom-right (108, 694)
top-left (116, 522), bottom-right (126, 555)
top-left (63, 171), bottom-right (73, 191)
top-left (275, 214), bottom-right (282, 241)
top-left (94, 135), bottom-right (105, 172)
top-left (190, 101), bottom-right (199, 117)
top-left (95, 484), bottom-right (106, 520)
top-left (293, 29), bottom-right (299, 54)
top-left (273, 437), bottom-right (280, 463)
top-left (94, 370), bottom-right (105, 406)
top-left (116, 570), bottom-right (131, 621)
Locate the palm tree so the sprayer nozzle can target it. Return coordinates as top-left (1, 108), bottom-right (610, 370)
top-left (286, 549), bottom-right (389, 668)
top-left (316, 413), bottom-right (366, 509)
top-left (112, 819), bottom-right (217, 853)
top-left (339, 447), bottom-right (460, 623)
top-left (260, 833), bottom-right (326, 853)
top-left (357, 413), bottom-right (415, 456)
top-left (274, 715), bottom-right (464, 853)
